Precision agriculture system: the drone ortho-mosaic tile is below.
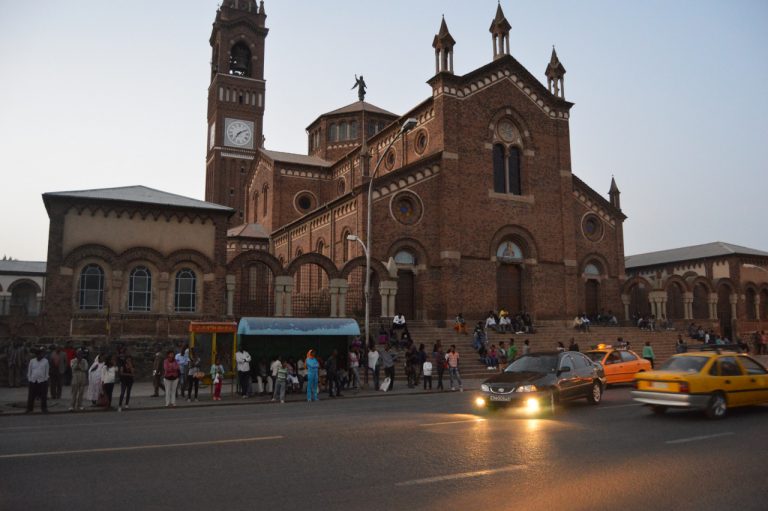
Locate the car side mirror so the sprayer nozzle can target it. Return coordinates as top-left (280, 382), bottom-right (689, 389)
top-left (558, 366), bottom-right (571, 375)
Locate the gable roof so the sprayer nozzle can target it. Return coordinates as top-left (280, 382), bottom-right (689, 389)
top-left (0, 260), bottom-right (47, 275)
top-left (43, 185), bottom-right (233, 213)
top-left (260, 149), bottom-right (331, 168)
top-left (625, 242), bottom-right (768, 269)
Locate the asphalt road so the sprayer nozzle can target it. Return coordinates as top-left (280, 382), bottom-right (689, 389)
top-left (1, 387), bottom-right (766, 511)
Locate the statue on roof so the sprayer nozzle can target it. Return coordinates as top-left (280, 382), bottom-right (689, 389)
top-left (351, 74), bottom-right (367, 102)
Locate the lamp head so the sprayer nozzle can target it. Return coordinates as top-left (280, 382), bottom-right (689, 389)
top-left (346, 234), bottom-right (359, 241)
top-left (400, 117), bottom-right (418, 133)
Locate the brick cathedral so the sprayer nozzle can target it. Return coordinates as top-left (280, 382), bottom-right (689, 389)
top-left (35, 1), bottom-right (630, 342)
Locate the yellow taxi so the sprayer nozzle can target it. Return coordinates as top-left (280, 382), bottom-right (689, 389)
top-left (632, 350), bottom-right (768, 419)
top-left (585, 345), bottom-right (652, 385)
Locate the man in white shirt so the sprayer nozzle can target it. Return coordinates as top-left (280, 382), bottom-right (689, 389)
top-left (269, 357), bottom-right (282, 395)
top-left (26, 348), bottom-right (50, 413)
top-left (392, 313), bottom-right (406, 331)
top-left (235, 347), bottom-right (252, 398)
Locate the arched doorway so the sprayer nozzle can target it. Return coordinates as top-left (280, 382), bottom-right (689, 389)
top-left (692, 283), bottom-right (709, 320)
top-left (745, 288), bottom-right (757, 321)
top-left (628, 282), bottom-right (650, 318)
top-left (345, 266), bottom-right (381, 319)
top-left (10, 282), bottom-right (39, 316)
top-left (241, 262), bottom-right (275, 316)
top-left (585, 280), bottom-right (600, 317)
top-left (292, 262), bottom-right (331, 317)
top-left (496, 240), bottom-right (524, 313)
top-left (717, 285), bottom-right (733, 339)
top-left (761, 289), bottom-right (768, 320)
top-left (393, 249), bottom-right (417, 319)
top-left (666, 282), bottom-right (685, 320)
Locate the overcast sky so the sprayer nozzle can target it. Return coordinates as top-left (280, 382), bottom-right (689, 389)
top-left (1, 0), bottom-right (766, 261)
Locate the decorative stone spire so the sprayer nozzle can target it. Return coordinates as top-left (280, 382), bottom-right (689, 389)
top-left (259, 1), bottom-right (265, 15)
top-left (609, 175), bottom-right (621, 209)
top-left (432, 16), bottom-right (456, 74)
top-left (489, 2), bottom-right (511, 59)
top-left (545, 46), bottom-right (567, 99)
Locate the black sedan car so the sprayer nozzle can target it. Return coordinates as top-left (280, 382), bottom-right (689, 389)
top-left (475, 351), bottom-right (606, 413)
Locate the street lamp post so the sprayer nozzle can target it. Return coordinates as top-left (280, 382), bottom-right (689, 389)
top-left (349, 117), bottom-right (418, 349)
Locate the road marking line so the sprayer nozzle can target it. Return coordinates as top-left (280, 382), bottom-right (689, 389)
top-left (395, 464), bottom-right (527, 486)
top-left (419, 419), bottom-right (485, 427)
top-left (0, 435), bottom-right (283, 459)
top-left (665, 432), bottom-right (734, 445)
top-left (595, 403), bottom-right (642, 410)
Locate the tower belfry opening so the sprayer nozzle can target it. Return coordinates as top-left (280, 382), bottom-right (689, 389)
top-left (229, 43), bottom-right (252, 77)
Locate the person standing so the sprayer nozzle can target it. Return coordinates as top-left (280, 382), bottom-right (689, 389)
top-left (7, 339), bottom-right (27, 388)
top-left (306, 350), bottom-right (320, 402)
top-left (348, 347), bottom-right (360, 391)
top-left (210, 356), bottom-right (225, 401)
top-left (235, 346), bottom-right (252, 398)
top-left (101, 356), bottom-right (117, 411)
top-left (25, 348), bottom-right (49, 414)
top-left (367, 345), bottom-right (380, 390)
top-left (118, 355), bottom-right (135, 411)
top-left (423, 358), bottom-right (433, 390)
top-left (151, 351), bottom-right (165, 397)
top-left (269, 356), bottom-right (282, 394)
top-left (642, 341), bottom-right (656, 369)
top-left (87, 354), bottom-right (104, 405)
top-left (163, 351), bottom-right (180, 407)
top-left (382, 344), bottom-right (396, 391)
top-left (675, 335), bottom-right (688, 354)
top-left (446, 345), bottom-right (463, 392)
top-left (522, 339), bottom-right (531, 356)
top-left (186, 348), bottom-right (201, 402)
top-left (175, 345), bottom-right (190, 399)
top-left (507, 339), bottom-right (518, 362)
top-left (433, 344), bottom-right (446, 391)
top-left (69, 350), bottom-right (89, 411)
top-left (325, 350), bottom-right (342, 398)
top-left (568, 338), bottom-right (580, 352)
top-left (271, 361), bottom-right (288, 403)
top-left (48, 345), bottom-right (66, 400)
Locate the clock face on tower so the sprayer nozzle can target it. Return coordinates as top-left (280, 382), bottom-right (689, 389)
top-left (224, 118), bottom-right (254, 148)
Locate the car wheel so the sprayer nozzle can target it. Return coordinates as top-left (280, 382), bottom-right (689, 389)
top-left (651, 405), bottom-right (667, 415)
top-left (705, 392), bottom-right (727, 419)
top-left (587, 381), bottom-right (602, 405)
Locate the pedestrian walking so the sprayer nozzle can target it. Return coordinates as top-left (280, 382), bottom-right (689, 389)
top-left (69, 349), bottom-right (88, 411)
top-left (186, 348), bottom-right (202, 401)
top-left (306, 350), bottom-right (320, 402)
top-left (118, 354), bottom-right (134, 411)
top-left (25, 347), bottom-right (49, 414)
top-left (210, 356), bottom-right (225, 401)
top-left (163, 350), bottom-right (180, 408)
top-left (101, 356), bottom-right (117, 410)
top-left (151, 350), bottom-right (165, 397)
top-left (87, 354), bottom-right (104, 405)
top-left (446, 345), bottom-right (463, 391)
top-left (642, 341), bottom-right (655, 369)
top-left (367, 345), bottom-right (380, 390)
top-left (382, 344), bottom-right (397, 391)
top-left (235, 346), bottom-right (252, 398)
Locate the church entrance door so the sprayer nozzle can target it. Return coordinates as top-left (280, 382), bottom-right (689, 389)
top-left (395, 270), bottom-right (415, 319)
top-left (585, 280), bottom-right (599, 317)
top-left (496, 264), bottom-right (522, 313)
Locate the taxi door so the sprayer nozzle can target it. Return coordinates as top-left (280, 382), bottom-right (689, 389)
top-left (711, 356), bottom-right (751, 406)
top-left (735, 356), bottom-right (768, 405)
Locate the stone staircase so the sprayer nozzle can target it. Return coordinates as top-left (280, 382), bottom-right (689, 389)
top-left (381, 320), bottom-right (688, 381)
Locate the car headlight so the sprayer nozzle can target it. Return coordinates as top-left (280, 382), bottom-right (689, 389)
top-left (481, 384), bottom-right (490, 392)
top-left (516, 385), bottom-right (537, 392)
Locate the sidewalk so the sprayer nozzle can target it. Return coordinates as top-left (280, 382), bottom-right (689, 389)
top-left (0, 377), bottom-right (485, 415)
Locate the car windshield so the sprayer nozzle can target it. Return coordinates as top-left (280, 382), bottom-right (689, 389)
top-left (585, 352), bottom-right (604, 362)
top-left (658, 356), bottom-right (708, 373)
top-left (505, 355), bottom-right (558, 373)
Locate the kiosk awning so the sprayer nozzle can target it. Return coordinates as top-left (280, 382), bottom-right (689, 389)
top-left (237, 317), bottom-right (360, 337)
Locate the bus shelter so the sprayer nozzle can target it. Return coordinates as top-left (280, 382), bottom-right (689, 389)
top-left (188, 321), bottom-right (238, 389)
top-left (236, 317), bottom-right (360, 364)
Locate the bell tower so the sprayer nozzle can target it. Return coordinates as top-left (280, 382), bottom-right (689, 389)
top-left (205, 0), bottom-right (268, 226)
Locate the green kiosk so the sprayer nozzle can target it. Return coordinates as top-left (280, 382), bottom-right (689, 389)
top-left (236, 317), bottom-right (360, 362)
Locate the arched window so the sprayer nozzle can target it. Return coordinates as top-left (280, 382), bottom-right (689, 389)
top-left (584, 263), bottom-right (601, 277)
top-left (496, 241), bottom-right (523, 262)
top-left (349, 121), bottom-right (358, 139)
top-left (11, 281), bottom-right (39, 316)
top-left (128, 266), bottom-right (152, 312)
top-left (492, 144), bottom-right (521, 195)
top-left (174, 269), bottom-right (196, 313)
top-left (745, 288), bottom-right (757, 321)
top-left (328, 124), bottom-right (337, 142)
top-left (262, 185), bottom-right (268, 218)
top-left (339, 122), bottom-right (348, 141)
top-left (394, 250), bottom-right (416, 265)
top-left (228, 42), bottom-right (252, 77)
top-left (78, 264), bottom-right (104, 310)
